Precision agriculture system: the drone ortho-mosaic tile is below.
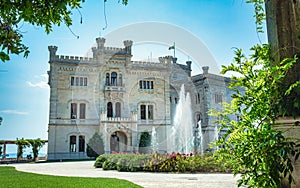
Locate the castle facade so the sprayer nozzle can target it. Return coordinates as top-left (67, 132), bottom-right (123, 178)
top-left (47, 38), bottom-right (234, 160)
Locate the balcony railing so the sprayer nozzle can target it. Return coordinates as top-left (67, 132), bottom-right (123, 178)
top-left (104, 85), bottom-right (125, 92)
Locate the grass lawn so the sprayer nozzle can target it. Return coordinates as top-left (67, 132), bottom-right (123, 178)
top-left (0, 166), bottom-right (141, 188)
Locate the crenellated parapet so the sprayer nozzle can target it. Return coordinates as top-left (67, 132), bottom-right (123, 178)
top-left (158, 55), bottom-right (174, 64)
top-left (92, 37), bottom-right (133, 60)
top-left (54, 55), bottom-right (93, 61)
top-left (131, 60), bottom-right (170, 68)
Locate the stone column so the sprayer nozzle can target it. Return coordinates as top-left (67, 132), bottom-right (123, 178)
top-left (2, 143), bottom-right (6, 160)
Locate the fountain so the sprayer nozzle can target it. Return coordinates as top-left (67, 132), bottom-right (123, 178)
top-left (214, 124), bottom-right (218, 151)
top-left (151, 127), bottom-right (158, 152)
top-left (197, 120), bottom-right (204, 154)
top-left (170, 85), bottom-right (194, 154)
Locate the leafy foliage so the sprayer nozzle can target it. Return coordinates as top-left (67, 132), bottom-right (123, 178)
top-left (86, 132), bottom-right (104, 158)
top-left (27, 138), bottom-right (46, 161)
top-left (94, 152), bottom-right (231, 173)
top-left (246, 0), bottom-right (266, 33)
top-left (213, 44), bottom-right (300, 187)
top-left (138, 132), bottom-right (151, 153)
top-left (15, 138), bottom-right (30, 159)
top-left (0, 0), bottom-right (128, 62)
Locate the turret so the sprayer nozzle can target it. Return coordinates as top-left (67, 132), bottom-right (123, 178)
top-left (123, 40), bottom-right (133, 54)
top-left (96, 37), bottom-right (106, 49)
top-left (48, 46), bottom-right (58, 61)
top-left (186, 60), bottom-right (192, 76)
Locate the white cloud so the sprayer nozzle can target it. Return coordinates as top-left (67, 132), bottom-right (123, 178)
top-left (27, 74), bottom-right (49, 89)
top-left (26, 81), bottom-right (49, 89)
top-left (40, 74), bottom-right (48, 79)
top-left (0, 110), bottom-right (29, 115)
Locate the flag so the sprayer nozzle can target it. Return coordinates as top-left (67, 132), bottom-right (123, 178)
top-left (168, 45), bottom-right (175, 50)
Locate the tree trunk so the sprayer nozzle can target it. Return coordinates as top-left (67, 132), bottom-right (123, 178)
top-left (266, 0), bottom-right (300, 116)
top-left (266, 1), bottom-right (300, 187)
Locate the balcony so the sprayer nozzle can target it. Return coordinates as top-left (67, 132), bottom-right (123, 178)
top-left (104, 85), bottom-right (125, 92)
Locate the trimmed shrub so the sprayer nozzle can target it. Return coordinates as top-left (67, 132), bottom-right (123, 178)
top-left (94, 152), bottom-right (232, 173)
top-left (139, 132), bottom-right (151, 154)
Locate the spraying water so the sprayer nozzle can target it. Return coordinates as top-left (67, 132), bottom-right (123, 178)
top-left (151, 127), bottom-right (158, 152)
top-left (170, 85), bottom-right (194, 154)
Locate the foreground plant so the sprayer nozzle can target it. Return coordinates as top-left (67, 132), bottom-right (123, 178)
top-left (94, 152), bottom-right (231, 173)
top-left (213, 44), bottom-right (300, 187)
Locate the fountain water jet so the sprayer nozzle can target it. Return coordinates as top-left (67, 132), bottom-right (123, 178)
top-left (151, 127), bottom-right (158, 152)
top-left (169, 85), bottom-right (194, 154)
top-left (214, 125), bottom-right (218, 151)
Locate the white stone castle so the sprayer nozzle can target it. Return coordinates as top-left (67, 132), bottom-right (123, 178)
top-left (47, 38), bottom-right (235, 160)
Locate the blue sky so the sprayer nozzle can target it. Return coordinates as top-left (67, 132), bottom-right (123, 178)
top-left (0, 0), bottom-right (267, 147)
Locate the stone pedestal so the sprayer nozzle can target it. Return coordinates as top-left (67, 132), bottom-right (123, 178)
top-left (275, 117), bottom-right (300, 188)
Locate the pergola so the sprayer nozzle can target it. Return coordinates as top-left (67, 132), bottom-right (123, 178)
top-left (0, 140), bottom-right (48, 160)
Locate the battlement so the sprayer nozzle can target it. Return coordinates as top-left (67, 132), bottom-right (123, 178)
top-left (131, 60), bottom-right (169, 67)
top-left (54, 55), bottom-right (93, 61)
top-left (103, 47), bottom-right (126, 54)
top-left (92, 37), bottom-right (133, 57)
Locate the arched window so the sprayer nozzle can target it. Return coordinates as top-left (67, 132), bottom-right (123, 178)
top-left (79, 135), bottom-right (85, 152)
top-left (70, 135), bottom-right (76, 152)
top-left (115, 102), bottom-right (121, 117)
top-left (111, 72), bottom-right (117, 86)
top-left (107, 102), bottom-right (113, 118)
top-left (118, 74), bottom-right (122, 86)
top-left (106, 73), bottom-right (110, 86)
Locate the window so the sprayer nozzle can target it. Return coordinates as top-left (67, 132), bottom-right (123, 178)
top-left (107, 102), bottom-right (113, 118)
top-left (84, 77), bottom-right (87, 86)
top-left (140, 104), bottom-right (154, 120)
top-left (115, 102), bottom-right (121, 117)
top-left (106, 73), bottom-right (110, 86)
top-left (140, 105), bottom-right (146, 119)
top-left (71, 103), bottom-right (77, 119)
top-left (111, 72), bottom-right (117, 86)
top-left (175, 98), bottom-right (178, 104)
top-left (80, 77), bottom-right (83, 86)
top-left (75, 77), bottom-right (79, 86)
top-left (70, 135), bottom-right (76, 152)
top-left (215, 94), bottom-right (223, 103)
top-left (71, 76), bottom-right (88, 86)
top-left (79, 135), bottom-right (85, 152)
top-left (79, 103), bottom-right (86, 119)
top-left (71, 103), bottom-right (86, 119)
top-left (139, 80), bottom-right (143, 89)
top-left (139, 80), bottom-right (154, 90)
top-left (196, 93), bottom-right (200, 104)
top-left (148, 105), bottom-right (153, 119)
top-left (71, 77), bottom-right (75, 86)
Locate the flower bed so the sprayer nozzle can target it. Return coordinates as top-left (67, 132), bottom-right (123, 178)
top-left (94, 152), bottom-right (232, 173)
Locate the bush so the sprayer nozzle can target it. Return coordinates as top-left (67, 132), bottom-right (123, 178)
top-left (94, 154), bottom-right (110, 168)
top-left (139, 132), bottom-right (151, 154)
top-left (94, 152), bottom-right (231, 173)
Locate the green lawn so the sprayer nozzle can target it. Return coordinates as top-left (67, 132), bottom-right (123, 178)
top-left (0, 166), bottom-right (141, 188)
